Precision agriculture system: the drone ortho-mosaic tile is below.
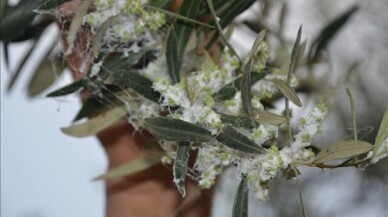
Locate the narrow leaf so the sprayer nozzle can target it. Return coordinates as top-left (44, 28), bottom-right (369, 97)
top-left (241, 30), bottom-right (267, 117)
top-left (166, 0), bottom-right (201, 83)
top-left (99, 49), bottom-right (150, 80)
top-left (296, 40), bottom-right (307, 66)
top-left (213, 68), bottom-right (271, 101)
top-left (93, 16), bottom-right (117, 58)
top-left (296, 174), bottom-right (308, 217)
top-left (216, 125), bottom-right (265, 154)
top-left (308, 6), bottom-right (359, 62)
top-left (7, 39), bottom-right (38, 92)
top-left (220, 113), bottom-right (257, 129)
top-left (27, 57), bottom-right (64, 98)
top-left (314, 140), bottom-right (373, 164)
top-left (73, 97), bottom-right (107, 122)
top-left (104, 71), bottom-right (161, 103)
top-left (205, 0), bottom-right (255, 49)
top-left (144, 117), bottom-right (215, 142)
top-left (94, 155), bottom-right (161, 180)
top-left (46, 79), bottom-right (85, 97)
top-left (272, 79), bottom-right (302, 107)
top-left (173, 142), bottom-right (191, 197)
top-left (232, 176), bottom-right (248, 217)
top-left (0, 1), bottom-right (38, 41)
top-left (256, 111), bottom-right (288, 125)
top-left (241, 67), bottom-right (253, 117)
top-left (206, 0), bottom-right (241, 63)
top-left (287, 25), bottom-right (302, 81)
top-left (66, 0), bottom-right (91, 53)
top-left (373, 109), bottom-right (388, 156)
top-left (61, 106), bottom-right (127, 138)
top-left (218, 0), bottom-right (255, 28)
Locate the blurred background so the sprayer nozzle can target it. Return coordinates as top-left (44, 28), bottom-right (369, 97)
top-left (1, 0), bottom-right (387, 217)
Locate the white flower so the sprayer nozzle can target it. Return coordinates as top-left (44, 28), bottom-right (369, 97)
top-left (291, 104), bottom-right (328, 152)
top-left (195, 145), bottom-right (231, 189)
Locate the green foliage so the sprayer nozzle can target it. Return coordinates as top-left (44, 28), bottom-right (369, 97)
top-left (213, 68), bottom-right (271, 101)
top-left (105, 71), bottom-right (161, 103)
top-left (232, 176), bottom-right (248, 217)
top-left (46, 79), bottom-right (85, 97)
top-left (2, 1), bottom-right (387, 216)
top-left (94, 155), bottom-right (161, 180)
top-left (308, 6), bottom-right (359, 63)
top-left (314, 140), bottom-right (373, 164)
top-left (272, 79), bottom-right (302, 107)
top-left (219, 113), bottom-right (258, 129)
top-left (373, 109), bottom-right (388, 157)
top-left (61, 107), bottom-right (127, 138)
top-left (144, 117), bottom-right (215, 142)
top-left (166, 0), bottom-right (201, 83)
top-left (173, 142), bottom-right (191, 196)
top-left (216, 125), bottom-right (266, 154)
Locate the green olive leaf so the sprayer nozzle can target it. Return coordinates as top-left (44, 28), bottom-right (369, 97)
top-left (93, 16), bottom-right (118, 58)
top-left (232, 176), bottom-right (248, 217)
top-left (73, 97), bottom-right (107, 122)
top-left (288, 25), bottom-right (302, 78)
top-left (46, 79), bottom-right (85, 97)
top-left (373, 109), bottom-right (388, 157)
top-left (241, 30), bottom-right (267, 117)
top-left (27, 57), bottom-right (64, 98)
top-left (206, 0), bottom-right (241, 63)
top-left (104, 71), bottom-right (161, 103)
top-left (173, 142), bottom-right (191, 197)
top-left (144, 117), bottom-right (215, 142)
top-left (213, 68), bottom-right (271, 101)
top-left (216, 124), bottom-right (265, 154)
top-left (219, 113), bottom-right (257, 129)
top-left (7, 39), bottom-right (38, 92)
top-left (314, 140), bottom-right (373, 164)
top-left (0, 1), bottom-right (38, 41)
top-left (308, 6), bottom-right (359, 63)
top-left (93, 155), bottom-right (161, 180)
top-left (166, 0), bottom-right (201, 83)
top-left (256, 110), bottom-right (288, 125)
top-left (66, 0), bottom-right (91, 53)
top-left (272, 79), bottom-right (302, 107)
top-left (61, 106), bottom-right (127, 138)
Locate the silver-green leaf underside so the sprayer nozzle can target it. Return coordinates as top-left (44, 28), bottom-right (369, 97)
top-left (173, 142), bottom-right (191, 197)
top-left (93, 16), bottom-right (117, 58)
top-left (66, 0), bottom-right (91, 52)
top-left (61, 106), bottom-right (127, 138)
top-left (144, 117), bottom-right (215, 142)
top-left (256, 110), bottom-right (288, 125)
top-left (217, 124), bottom-right (265, 154)
top-left (373, 109), bottom-right (388, 157)
top-left (314, 140), bottom-right (373, 164)
top-left (94, 155), bottom-right (161, 180)
top-left (272, 79), bottom-right (302, 107)
top-left (28, 57), bottom-right (64, 98)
